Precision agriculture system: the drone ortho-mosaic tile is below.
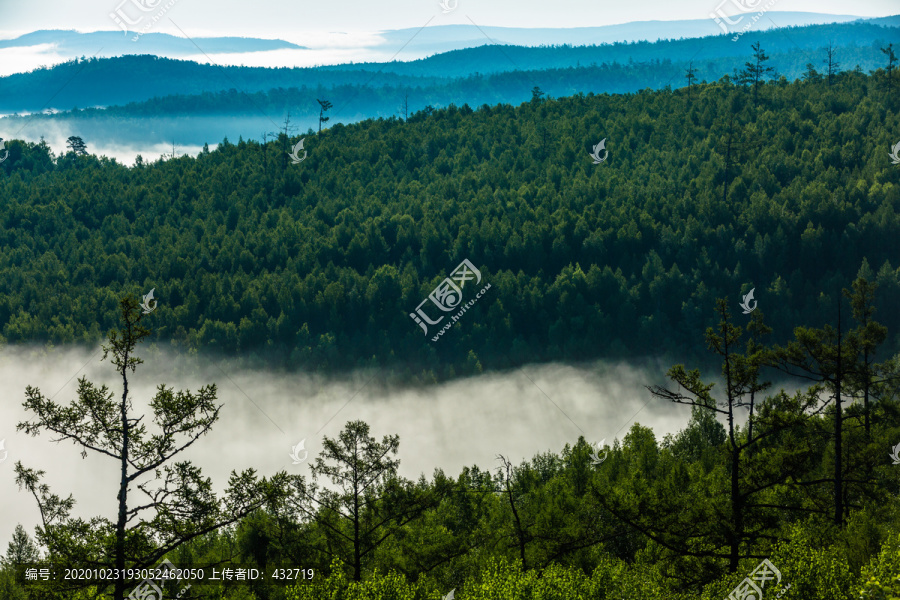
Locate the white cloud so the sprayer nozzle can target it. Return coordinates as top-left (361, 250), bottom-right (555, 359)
top-left (0, 44), bottom-right (69, 77)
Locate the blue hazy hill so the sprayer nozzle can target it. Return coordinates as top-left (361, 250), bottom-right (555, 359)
top-left (365, 12), bottom-right (867, 56)
top-left (0, 29), bottom-right (306, 58)
top-left (1, 17), bottom-right (896, 115)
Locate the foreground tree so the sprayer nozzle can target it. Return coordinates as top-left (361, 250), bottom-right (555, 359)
top-left (598, 299), bottom-right (818, 588)
top-left (844, 276), bottom-right (889, 437)
top-left (497, 454), bottom-right (533, 572)
top-left (3, 525), bottom-right (40, 566)
top-left (769, 293), bottom-right (857, 526)
top-left (285, 420), bottom-right (435, 581)
top-left (769, 277), bottom-right (892, 526)
top-left (15, 295), bottom-right (288, 600)
top-left (646, 299), bottom-right (769, 572)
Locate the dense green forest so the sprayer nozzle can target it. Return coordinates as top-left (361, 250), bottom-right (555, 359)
top-left (1, 33), bottom-right (900, 600)
top-left (2, 50), bottom-right (899, 380)
top-left (2, 276), bottom-right (900, 599)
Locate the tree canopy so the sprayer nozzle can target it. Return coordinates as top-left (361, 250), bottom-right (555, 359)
top-left (0, 67), bottom-right (898, 380)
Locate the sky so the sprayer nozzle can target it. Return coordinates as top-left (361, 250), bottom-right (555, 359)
top-left (0, 0), bottom-right (895, 41)
top-left (0, 0), bottom-right (894, 78)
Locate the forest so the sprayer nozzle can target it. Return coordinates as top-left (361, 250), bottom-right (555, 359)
top-left (1, 274), bottom-right (900, 599)
top-left (1, 44), bottom-right (899, 381)
top-left (0, 35), bottom-right (899, 599)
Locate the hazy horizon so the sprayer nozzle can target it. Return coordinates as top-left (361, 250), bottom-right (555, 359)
top-left (0, 3), bottom-right (895, 77)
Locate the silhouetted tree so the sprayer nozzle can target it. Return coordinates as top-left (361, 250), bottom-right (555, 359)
top-left (65, 136), bottom-right (87, 155)
top-left (844, 277), bottom-right (888, 437)
top-left (317, 99), bottom-right (333, 133)
top-left (738, 42), bottom-right (774, 104)
top-left (803, 62), bottom-right (822, 82)
top-left (400, 92), bottom-right (409, 120)
top-left (15, 295), bottom-right (287, 600)
top-left (685, 62), bottom-right (697, 98)
top-left (769, 294), bottom-right (856, 526)
top-left (882, 43), bottom-right (897, 95)
top-left (823, 43), bottom-right (840, 85)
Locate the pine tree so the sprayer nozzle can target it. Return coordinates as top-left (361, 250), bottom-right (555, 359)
top-left (882, 43), bottom-right (897, 97)
top-left (317, 99), bottom-right (333, 133)
top-left (15, 295), bottom-right (287, 599)
top-left (284, 421), bottom-right (434, 581)
top-left (65, 136), bottom-right (87, 155)
top-left (738, 42), bottom-right (775, 104)
top-left (823, 43), bottom-right (840, 86)
top-left (685, 62), bottom-right (697, 98)
top-left (2, 525), bottom-right (40, 566)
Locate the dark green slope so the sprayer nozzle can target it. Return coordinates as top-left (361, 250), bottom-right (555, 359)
top-left (0, 71), bottom-right (898, 380)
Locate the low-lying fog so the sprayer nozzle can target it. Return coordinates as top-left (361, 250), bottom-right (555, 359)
top-left (0, 114), bottom-right (356, 166)
top-left (1, 344), bottom-right (760, 549)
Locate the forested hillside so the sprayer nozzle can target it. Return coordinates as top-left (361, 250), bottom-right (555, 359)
top-left (0, 63), bottom-right (899, 380)
top-left (4, 284), bottom-right (900, 600)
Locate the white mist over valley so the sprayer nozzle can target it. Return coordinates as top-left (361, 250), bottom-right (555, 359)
top-left (0, 344), bottom-right (702, 546)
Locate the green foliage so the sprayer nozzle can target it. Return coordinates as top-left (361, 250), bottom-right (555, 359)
top-left (1, 70), bottom-right (899, 381)
top-left (859, 532), bottom-right (900, 599)
top-left (285, 559), bottom-right (432, 600)
top-left (769, 526), bottom-right (855, 600)
top-left (3, 525), bottom-right (40, 566)
top-left (3, 37), bottom-right (900, 600)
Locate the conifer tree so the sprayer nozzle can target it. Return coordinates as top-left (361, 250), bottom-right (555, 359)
top-left (15, 295), bottom-right (288, 599)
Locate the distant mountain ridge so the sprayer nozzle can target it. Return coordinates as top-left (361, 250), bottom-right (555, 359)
top-left (0, 29), bottom-right (306, 58)
top-left (0, 18), bottom-right (896, 115)
top-left (0, 15), bottom-right (897, 156)
top-left (371, 12), bottom-right (869, 53)
top-left (0, 11), bottom-right (885, 74)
